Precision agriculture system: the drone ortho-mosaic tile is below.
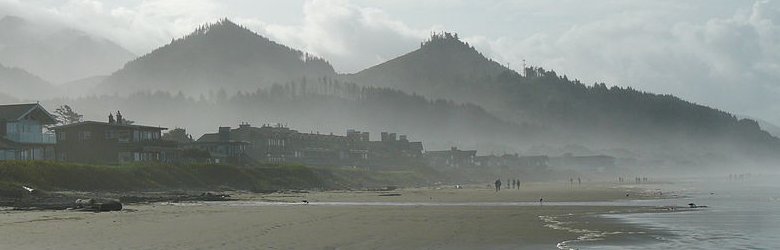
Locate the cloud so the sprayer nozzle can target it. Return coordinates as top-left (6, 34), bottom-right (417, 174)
top-left (2, 0), bottom-right (778, 125)
top-left (1, 0), bottom-right (434, 73)
top-left (0, 0), bottom-right (226, 53)
top-left (255, 0), bottom-right (434, 73)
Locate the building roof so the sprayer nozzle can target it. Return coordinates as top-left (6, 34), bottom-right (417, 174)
top-left (425, 148), bottom-right (477, 157)
top-left (51, 121), bottom-right (167, 131)
top-left (0, 137), bottom-right (17, 149)
top-left (0, 103), bottom-right (57, 124)
top-left (196, 133), bottom-right (219, 142)
top-left (194, 133), bottom-right (249, 145)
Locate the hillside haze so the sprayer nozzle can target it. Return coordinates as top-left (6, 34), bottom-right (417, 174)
top-left (0, 15), bottom-right (135, 83)
top-left (97, 19), bottom-right (336, 96)
top-left (0, 62), bottom-right (54, 100)
top-left (40, 19), bottom-right (780, 170)
top-left (349, 33), bottom-right (780, 167)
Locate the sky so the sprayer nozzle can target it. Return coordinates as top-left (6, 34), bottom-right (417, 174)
top-left (0, 0), bottom-right (779, 125)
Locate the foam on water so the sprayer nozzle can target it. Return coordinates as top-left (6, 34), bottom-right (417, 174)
top-left (164, 200), bottom-right (649, 207)
top-left (565, 175), bottom-right (780, 249)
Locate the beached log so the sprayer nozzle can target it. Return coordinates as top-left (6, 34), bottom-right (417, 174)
top-left (74, 198), bottom-right (122, 212)
top-left (95, 200), bottom-right (122, 211)
top-left (74, 198), bottom-right (95, 209)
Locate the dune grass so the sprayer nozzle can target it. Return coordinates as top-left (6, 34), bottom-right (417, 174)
top-left (0, 161), bottom-right (436, 193)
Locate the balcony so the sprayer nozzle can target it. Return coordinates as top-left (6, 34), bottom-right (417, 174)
top-left (5, 132), bottom-right (56, 144)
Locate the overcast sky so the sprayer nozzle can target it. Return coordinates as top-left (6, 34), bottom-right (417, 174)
top-left (1, 0), bottom-right (778, 125)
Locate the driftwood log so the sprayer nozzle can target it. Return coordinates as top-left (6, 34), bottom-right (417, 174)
top-left (74, 198), bottom-right (122, 212)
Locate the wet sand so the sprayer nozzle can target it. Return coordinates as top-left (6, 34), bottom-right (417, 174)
top-left (0, 182), bottom-right (667, 250)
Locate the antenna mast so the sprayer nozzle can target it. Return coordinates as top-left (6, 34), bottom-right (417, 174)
top-left (522, 59), bottom-right (527, 77)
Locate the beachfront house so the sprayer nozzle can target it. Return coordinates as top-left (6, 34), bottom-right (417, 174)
top-left (424, 147), bottom-right (477, 169)
top-left (185, 126), bottom-right (250, 164)
top-left (51, 112), bottom-right (177, 163)
top-left (0, 103), bottom-right (57, 160)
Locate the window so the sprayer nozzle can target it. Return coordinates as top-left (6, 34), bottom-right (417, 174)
top-left (105, 129), bottom-right (117, 139)
top-left (7, 122), bottom-right (16, 134)
top-left (118, 131), bottom-right (131, 143)
top-left (140, 131), bottom-right (154, 141)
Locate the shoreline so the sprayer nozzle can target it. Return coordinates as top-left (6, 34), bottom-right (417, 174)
top-left (0, 181), bottom-right (679, 249)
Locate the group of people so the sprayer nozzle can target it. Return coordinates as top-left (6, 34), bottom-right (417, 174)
top-left (493, 178), bottom-right (521, 192)
top-left (728, 173), bottom-right (750, 181)
top-left (618, 177), bottom-right (649, 184)
top-left (569, 177), bottom-right (582, 186)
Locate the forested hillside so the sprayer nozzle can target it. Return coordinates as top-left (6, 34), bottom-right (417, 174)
top-left (350, 34), bottom-right (780, 165)
top-left (98, 19), bottom-right (335, 96)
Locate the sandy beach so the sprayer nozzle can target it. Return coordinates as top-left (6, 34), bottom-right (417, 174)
top-left (0, 182), bottom-right (669, 250)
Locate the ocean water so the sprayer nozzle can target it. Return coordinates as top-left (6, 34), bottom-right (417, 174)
top-left (570, 175), bottom-right (780, 249)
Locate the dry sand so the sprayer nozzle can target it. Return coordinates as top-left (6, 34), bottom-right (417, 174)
top-left (0, 182), bottom-right (669, 250)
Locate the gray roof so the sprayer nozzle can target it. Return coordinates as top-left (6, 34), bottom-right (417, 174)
top-left (51, 121), bottom-right (167, 130)
top-left (195, 133), bottom-right (249, 144)
top-left (196, 133), bottom-right (219, 142)
top-left (0, 103), bottom-right (57, 124)
top-left (0, 137), bottom-right (17, 149)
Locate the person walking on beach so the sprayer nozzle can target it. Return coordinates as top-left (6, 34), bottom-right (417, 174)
top-left (539, 197), bottom-right (544, 206)
top-left (578, 177), bottom-right (581, 185)
top-left (495, 178), bottom-right (502, 192)
top-left (516, 179), bottom-right (520, 189)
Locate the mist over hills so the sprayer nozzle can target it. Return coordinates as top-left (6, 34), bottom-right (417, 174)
top-left (12, 18), bottom-right (776, 169)
top-left (0, 15), bottom-right (135, 83)
top-left (0, 62), bottom-right (53, 100)
top-left (349, 34), bottom-right (780, 166)
top-left (97, 19), bottom-right (335, 96)
top-left (47, 80), bottom-right (528, 153)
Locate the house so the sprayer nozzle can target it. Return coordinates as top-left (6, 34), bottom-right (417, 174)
top-left (185, 126), bottom-right (250, 164)
top-left (197, 124), bottom-right (425, 168)
top-left (0, 103), bottom-right (57, 160)
top-left (366, 132), bottom-right (424, 168)
top-left (424, 147), bottom-right (477, 168)
top-left (51, 112), bottom-right (176, 163)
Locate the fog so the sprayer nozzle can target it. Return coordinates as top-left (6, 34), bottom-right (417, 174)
top-left (4, 3), bottom-right (780, 250)
top-left (1, 3), bottom-right (779, 179)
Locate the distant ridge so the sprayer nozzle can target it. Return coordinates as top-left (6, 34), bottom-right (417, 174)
top-left (54, 20), bottom-right (780, 167)
top-left (347, 33), bottom-right (780, 163)
top-left (0, 15), bottom-right (135, 83)
top-left (348, 32), bottom-right (509, 101)
top-left (98, 19), bottom-right (336, 96)
top-left (0, 62), bottom-right (54, 100)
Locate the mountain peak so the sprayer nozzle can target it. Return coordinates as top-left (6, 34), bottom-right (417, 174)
top-left (192, 18), bottom-right (242, 35)
top-left (0, 15), bottom-right (27, 30)
top-left (420, 32), bottom-right (471, 50)
top-left (100, 19), bottom-right (336, 96)
top-left (0, 15), bottom-right (25, 24)
top-left (350, 32), bottom-right (510, 101)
